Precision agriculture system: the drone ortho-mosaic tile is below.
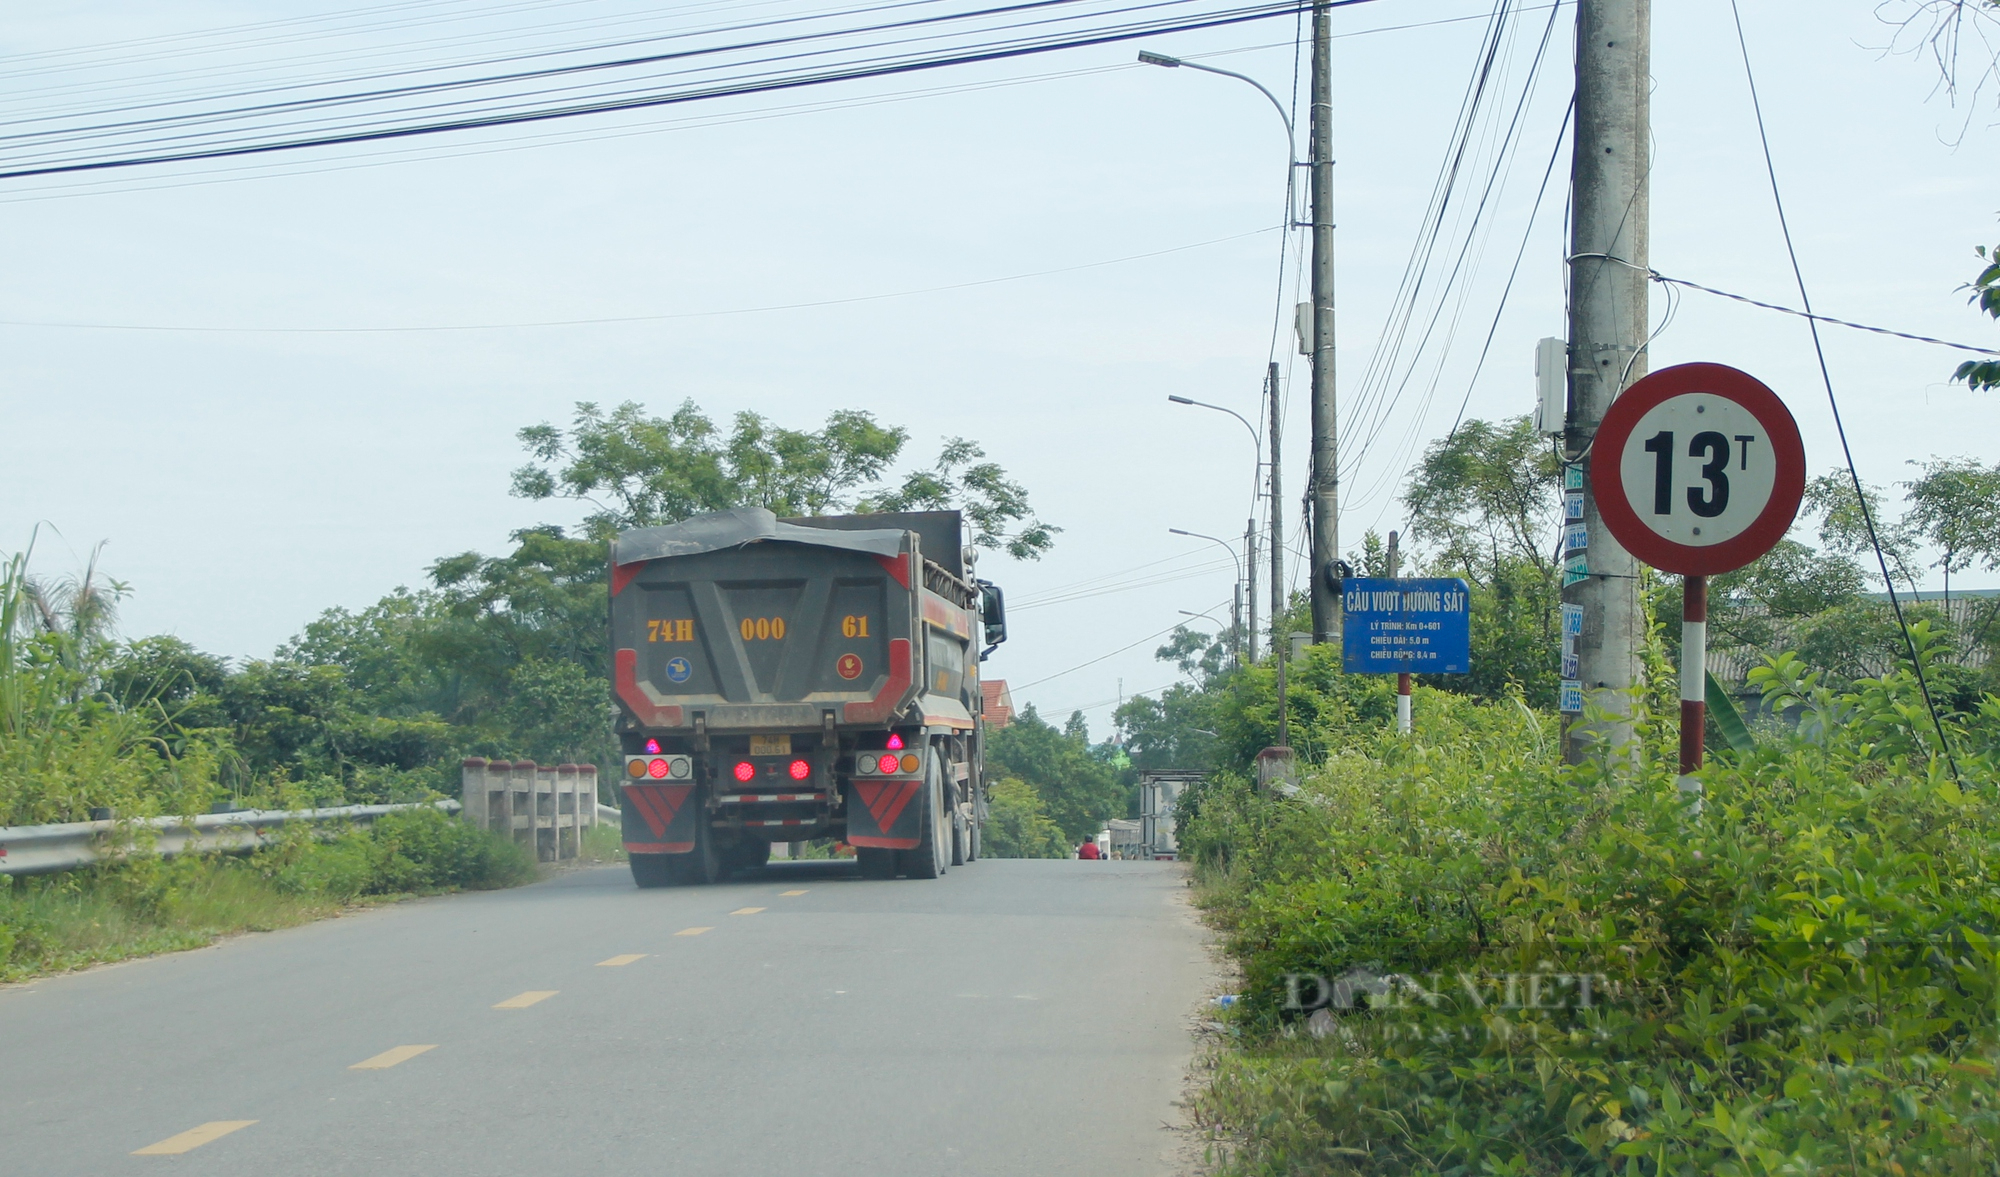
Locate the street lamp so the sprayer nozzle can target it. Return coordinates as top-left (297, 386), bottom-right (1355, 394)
top-left (1166, 394), bottom-right (1259, 453)
top-left (1170, 528), bottom-right (1244, 663)
top-left (1168, 395), bottom-right (1266, 659)
top-left (1137, 50), bottom-right (1298, 218)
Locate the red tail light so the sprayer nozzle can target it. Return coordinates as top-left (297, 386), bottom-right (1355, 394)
top-left (877, 753), bottom-right (900, 774)
top-left (788, 759), bottom-right (810, 781)
top-left (644, 738), bottom-right (661, 754)
top-left (733, 761), bottom-right (756, 782)
top-left (886, 732), bottom-right (904, 750)
top-left (647, 758), bottom-right (669, 779)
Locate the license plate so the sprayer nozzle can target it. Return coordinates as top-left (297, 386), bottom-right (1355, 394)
top-left (749, 735), bottom-right (792, 756)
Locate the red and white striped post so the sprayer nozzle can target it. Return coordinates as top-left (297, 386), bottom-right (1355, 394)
top-left (1396, 670), bottom-right (1412, 735)
top-left (1678, 575), bottom-right (1706, 795)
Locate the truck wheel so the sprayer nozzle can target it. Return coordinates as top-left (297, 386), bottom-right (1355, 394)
top-left (967, 820), bottom-right (980, 862)
top-left (950, 797), bottom-right (967, 867)
top-left (856, 847), bottom-right (896, 879)
top-left (666, 824), bottom-right (723, 885)
top-left (629, 853), bottom-right (675, 888)
top-left (898, 766), bottom-right (948, 880)
top-left (727, 838), bottom-right (771, 875)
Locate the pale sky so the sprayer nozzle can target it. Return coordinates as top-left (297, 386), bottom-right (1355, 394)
top-left (2, 0), bottom-right (1995, 730)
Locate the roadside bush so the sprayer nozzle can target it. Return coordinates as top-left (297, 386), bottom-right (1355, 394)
top-left (982, 776), bottom-right (1069, 858)
top-left (361, 805), bottom-right (534, 892)
top-left (1186, 662), bottom-right (2000, 1175)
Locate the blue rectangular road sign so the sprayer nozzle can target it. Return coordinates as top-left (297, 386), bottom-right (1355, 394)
top-left (1341, 577), bottom-right (1472, 675)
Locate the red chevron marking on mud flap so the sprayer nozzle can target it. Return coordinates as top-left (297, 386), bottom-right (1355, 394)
top-left (854, 780), bottom-right (920, 832)
top-left (625, 784), bottom-right (692, 838)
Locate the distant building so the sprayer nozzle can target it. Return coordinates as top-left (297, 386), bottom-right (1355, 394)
top-left (980, 679), bottom-right (1015, 728)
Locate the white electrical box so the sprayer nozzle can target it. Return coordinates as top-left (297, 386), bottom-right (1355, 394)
top-left (1533, 336), bottom-right (1566, 434)
top-left (1295, 302), bottom-right (1313, 356)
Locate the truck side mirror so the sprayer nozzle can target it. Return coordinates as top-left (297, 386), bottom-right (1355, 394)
top-left (978, 581), bottom-right (1007, 650)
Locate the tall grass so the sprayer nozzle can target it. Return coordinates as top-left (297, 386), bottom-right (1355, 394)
top-left (1, 542), bottom-right (234, 825)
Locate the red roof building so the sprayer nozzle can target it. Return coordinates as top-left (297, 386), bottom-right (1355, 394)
top-left (980, 679), bottom-right (1015, 729)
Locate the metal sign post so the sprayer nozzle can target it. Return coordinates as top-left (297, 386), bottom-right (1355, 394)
top-left (1589, 363), bottom-right (1805, 794)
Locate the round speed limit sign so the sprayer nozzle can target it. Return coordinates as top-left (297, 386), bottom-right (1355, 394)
top-left (1590, 362), bottom-right (1805, 576)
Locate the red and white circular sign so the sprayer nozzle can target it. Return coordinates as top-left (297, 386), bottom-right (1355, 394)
top-left (1590, 362), bottom-right (1805, 576)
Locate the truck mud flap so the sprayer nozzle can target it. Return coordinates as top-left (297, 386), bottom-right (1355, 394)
top-left (846, 779), bottom-right (922, 851)
top-left (622, 783), bottom-right (699, 854)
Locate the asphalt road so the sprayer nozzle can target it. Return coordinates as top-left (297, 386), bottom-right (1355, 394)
top-left (1, 858), bottom-right (1215, 1175)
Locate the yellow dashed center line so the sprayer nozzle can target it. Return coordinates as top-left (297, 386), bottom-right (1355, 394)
top-left (133, 1121), bottom-right (257, 1155)
top-left (675, 926), bottom-right (713, 936)
top-left (493, 990), bottom-right (558, 1009)
top-left (779, 889), bottom-right (808, 896)
top-left (730, 907), bottom-right (766, 915)
top-left (597, 954), bottom-right (648, 967)
top-left (350, 1044), bottom-right (436, 1070)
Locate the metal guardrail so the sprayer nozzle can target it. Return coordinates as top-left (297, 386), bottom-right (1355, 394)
top-left (0, 760), bottom-right (629, 877)
top-left (0, 800), bottom-right (461, 877)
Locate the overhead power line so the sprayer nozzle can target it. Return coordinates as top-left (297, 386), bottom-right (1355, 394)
top-left (0, 0), bottom-right (1394, 182)
top-left (1727, 0), bottom-right (1959, 779)
top-left (1651, 273), bottom-right (2000, 357)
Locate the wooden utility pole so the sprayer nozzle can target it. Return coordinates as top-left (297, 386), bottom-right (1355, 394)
top-left (1307, 0), bottom-right (1339, 648)
top-left (1563, 0), bottom-right (1649, 760)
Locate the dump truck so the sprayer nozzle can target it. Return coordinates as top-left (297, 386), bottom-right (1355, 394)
top-left (607, 506), bottom-right (1007, 886)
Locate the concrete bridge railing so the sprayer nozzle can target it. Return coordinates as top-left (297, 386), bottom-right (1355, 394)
top-left (459, 759), bottom-right (615, 863)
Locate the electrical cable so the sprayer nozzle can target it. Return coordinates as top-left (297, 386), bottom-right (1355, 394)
top-left (0, 0), bottom-right (1106, 151)
top-left (1344, 0), bottom-right (1558, 483)
top-left (1728, 0), bottom-right (1959, 779)
top-left (1344, 3), bottom-right (1560, 516)
top-left (1440, 94), bottom-right (1572, 443)
top-left (1340, 0), bottom-right (1567, 527)
top-left (1013, 604), bottom-right (1228, 690)
top-left (1652, 273), bottom-right (1999, 357)
top-left (1009, 556), bottom-right (1240, 610)
top-left (1340, 0), bottom-right (1532, 511)
top-left (0, 0), bottom-right (1391, 181)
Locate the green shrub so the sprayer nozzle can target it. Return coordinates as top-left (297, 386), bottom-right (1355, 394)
top-left (361, 805), bottom-right (533, 892)
top-left (982, 776), bottom-right (1069, 858)
top-left (1186, 666), bottom-right (2000, 1175)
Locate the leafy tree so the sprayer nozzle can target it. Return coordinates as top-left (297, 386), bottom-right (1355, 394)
top-left (1403, 416), bottom-right (1561, 581)
top-left (980, 777), bottom-right (1068, 858)
top-left (859, 437), bottom-right (1058, 560)
top-left (1954, 242), bottom-right (2000, 391)
top-left (1804, 470), bottom-right (1921, 594)
top-left (1400, 416), bottom-right (1563, 705)
top-left (510, 400), bottom-right (1054, 557)
top-left (1899, 456), bottom-right (2000, 603)
top-left (1114, 683), bottom-right (1221, 773)
top-left (984, 705), bottom-right (1122, 841)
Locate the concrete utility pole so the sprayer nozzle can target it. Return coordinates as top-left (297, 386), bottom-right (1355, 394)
top-left (1267, 362), bottom-right (1285, 658)
top-left (1563, 0), bottom-right (1649, 761)
top-left (1307, 0), bottom-right (1339, 646)
top-left (1245, 519), bottom-right (1259, 662)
